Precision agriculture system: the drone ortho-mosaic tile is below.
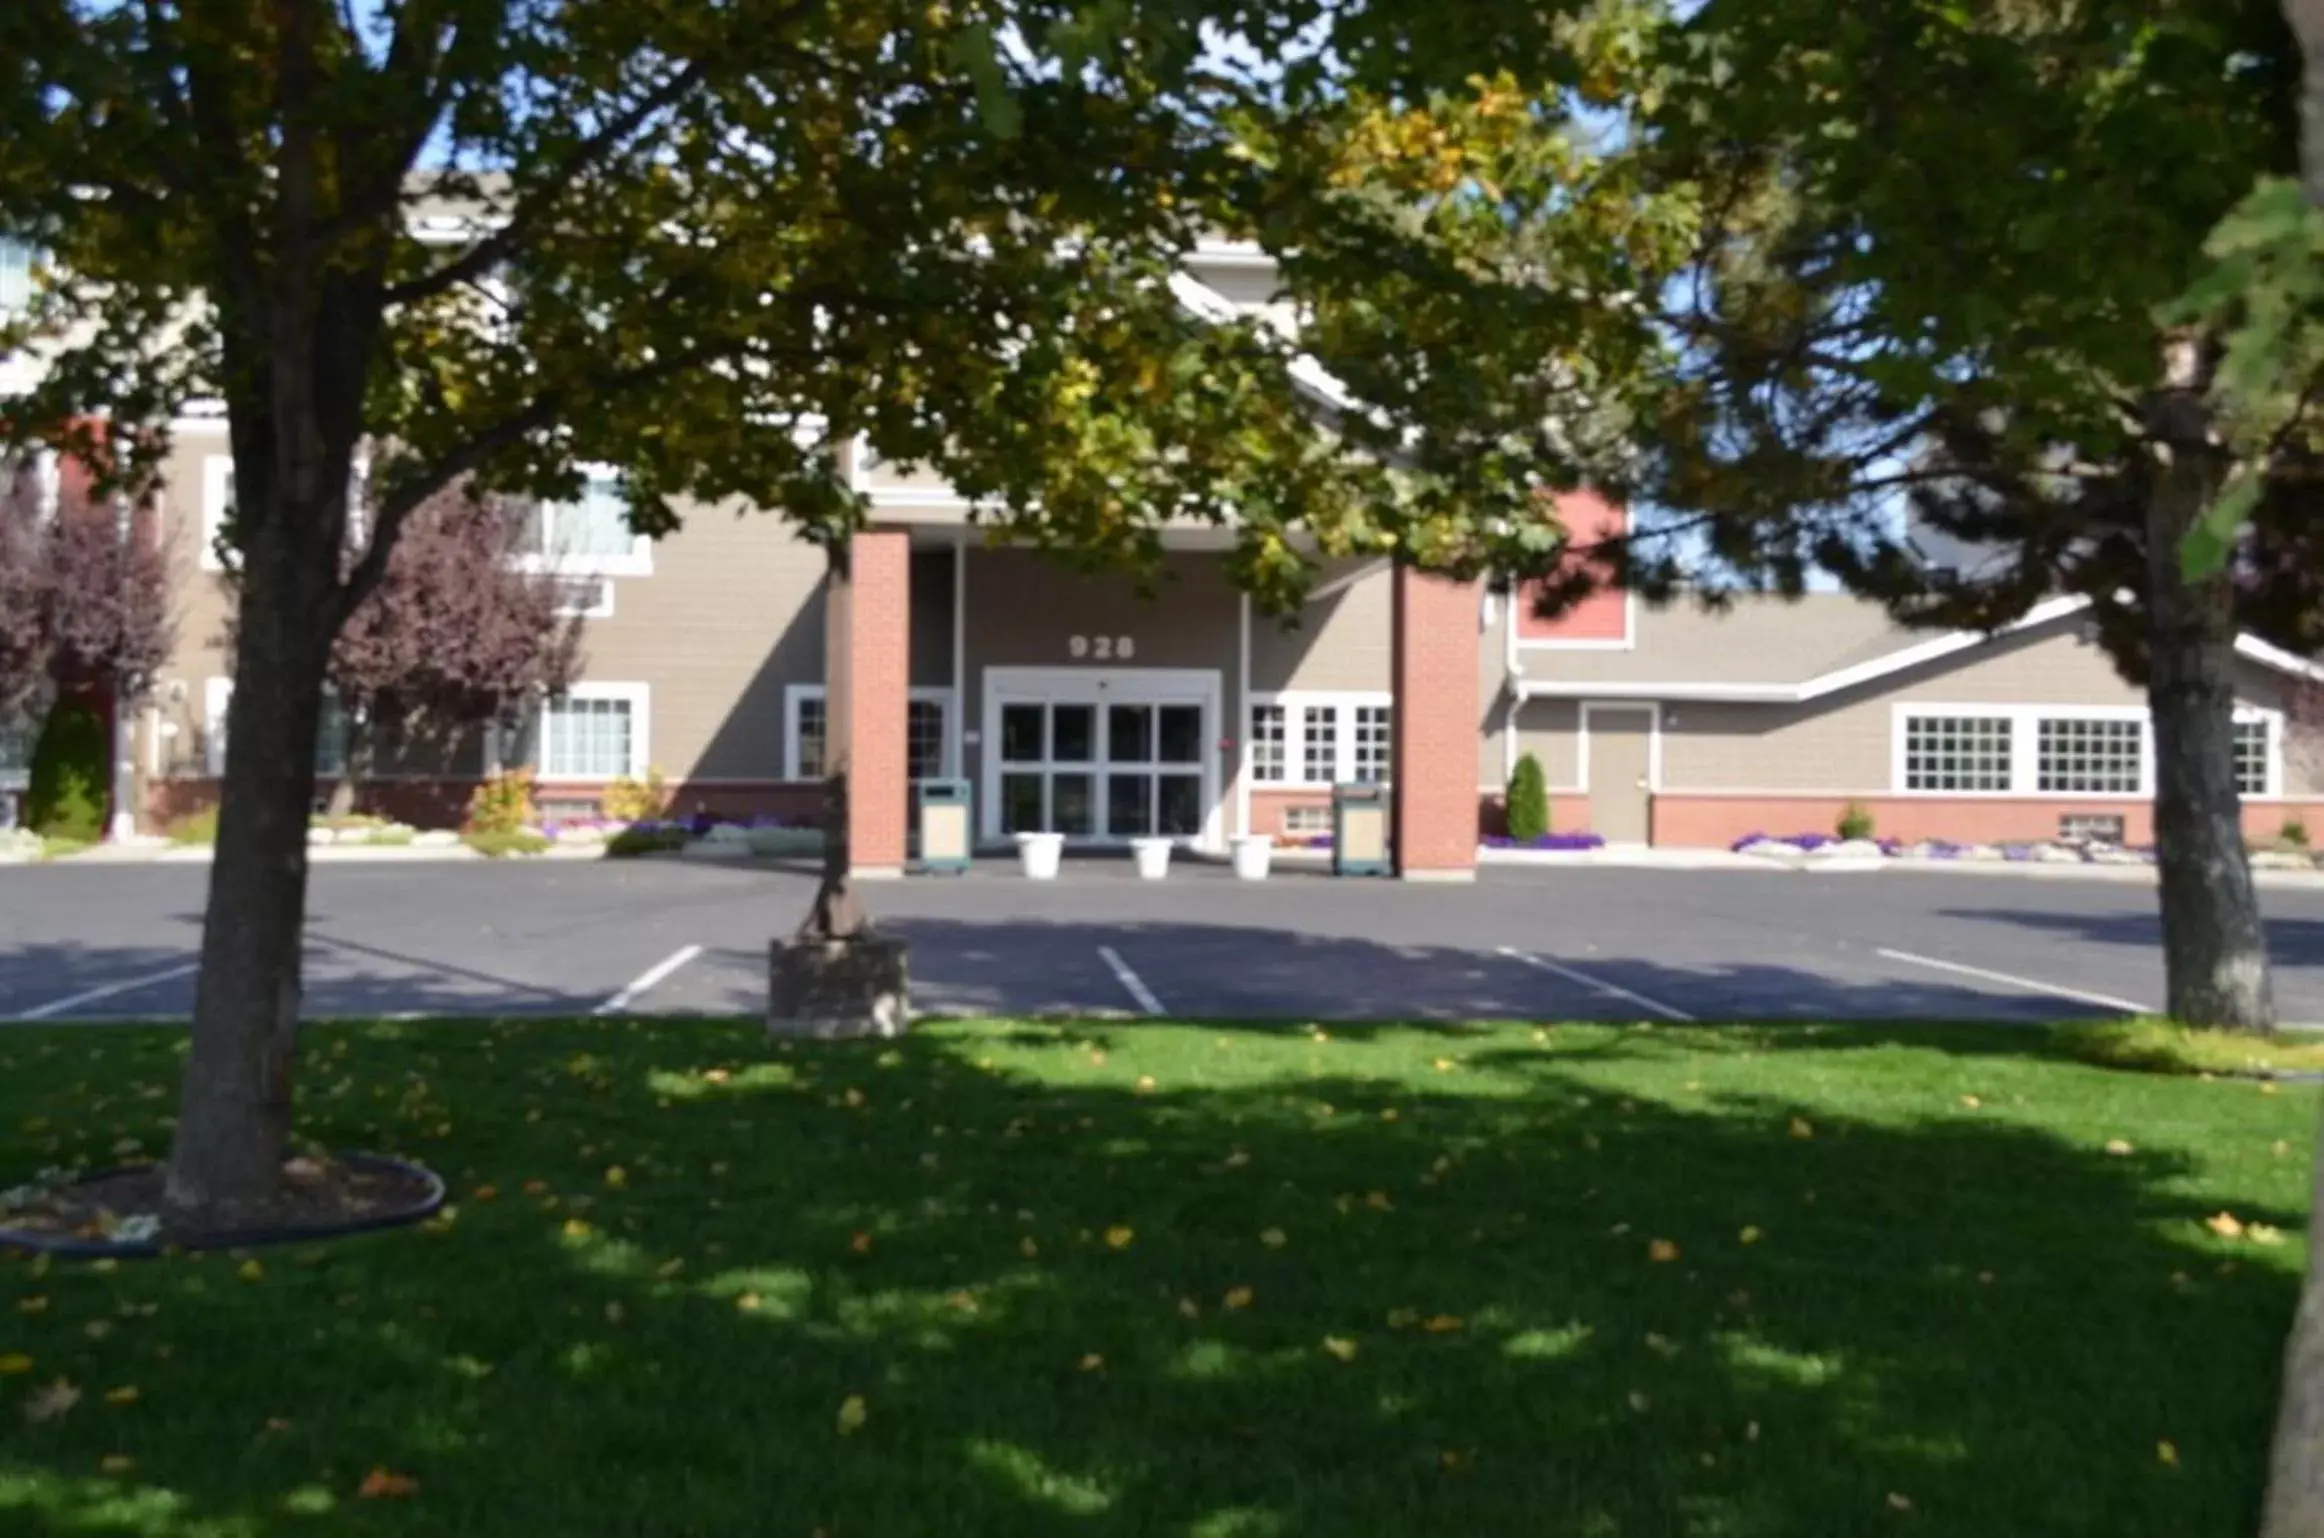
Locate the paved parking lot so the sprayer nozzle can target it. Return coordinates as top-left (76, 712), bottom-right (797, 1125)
top-left (6, 855), bottom-right (2324, 1025)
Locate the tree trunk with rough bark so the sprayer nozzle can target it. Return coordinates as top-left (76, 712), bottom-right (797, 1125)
top-left (325, 710), bottom-right (365, 818)
top-left (799, 540), bottom-right (869, 941)
top-left (2143, 368), bottom-right (2276, 1033)
top-left (2289, 0), bottom-right (2324, 209)
top-left (161, 513), bottom-right (336, 1222)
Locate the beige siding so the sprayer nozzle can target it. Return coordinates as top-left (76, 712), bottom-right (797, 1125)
top-left (576, 503), bottom-right (826, 780)
top-left (146, 426), bottom-right (234, 778)
top-left (1509, 699), bottom-right (1580, 788)
top-left (1250, 559), bottom-right (1393, 694)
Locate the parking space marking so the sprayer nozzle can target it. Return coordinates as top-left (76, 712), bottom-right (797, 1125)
top-left (6, 962), bottom-right (201, 1023)
top-left (594, 945), bottom-right (705, 1017)
top-left (1495, 947), bottom-right (1696, 1022)
top-left (1874, 948), bottom-right (2147, 1015)
top-left (1097, 946), bottom-right (1165, 1017)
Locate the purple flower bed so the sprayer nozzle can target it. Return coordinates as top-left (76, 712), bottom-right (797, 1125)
top-left (1729, 831), bottom-right (1838, 853)
top-left (1482, 832), bottom-right (1608, 851)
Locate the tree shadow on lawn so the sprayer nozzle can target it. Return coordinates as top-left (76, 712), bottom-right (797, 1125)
top-left (0, 1017), bottom-right (2311, 1537)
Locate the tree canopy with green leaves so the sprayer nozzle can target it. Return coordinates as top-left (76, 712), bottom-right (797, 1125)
top-left (0, 0), bottom-right (1673, 1223)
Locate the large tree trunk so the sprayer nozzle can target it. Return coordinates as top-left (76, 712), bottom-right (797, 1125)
top-left (799, 542), bottom-right (869, 941)
top-left (2143, 357), bottom-right (2276, 1033)
top-left (162, 536), bottom-right (334, 1221)
top-left (2289, 0), bottom-right (2324, 209)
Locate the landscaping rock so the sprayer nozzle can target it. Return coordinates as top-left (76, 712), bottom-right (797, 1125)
top-left (412, 830), bottom-right (461, 849)
top-left (2034, 843), bottom-right (2084, 864)
top-left (1960, 844), bottom-right (2004, 861)
top-left (2252, 849), bottom-right (2312, 870)
top-left (1736, 838), bottom-right (1796, 859)
top-left (307, 826), bottom-right (336, 846)
top-left (2090, 848), bottom-right (2147, 865)
top-left (1815, 838), bottom-right (1885, 860)
top-left (0, 827), bottom-right (40, 863)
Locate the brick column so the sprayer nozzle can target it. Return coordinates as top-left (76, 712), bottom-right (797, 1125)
top-left (826, 530), bottom-right (912, 877)
top-left (1392, 564), bottom-right (1480, 881)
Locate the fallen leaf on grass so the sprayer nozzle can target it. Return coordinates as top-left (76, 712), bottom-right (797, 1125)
top-left (357, 1468), bottom-right (420, 1500)
top-left (1958, 1095), bottom-right (1981, 1110)
top-left (237, 1259), bottom-right (265, 1282)
top-left (1648, 1239), bottom-right (1680, 1264)
top-left (1224, 1286), bottom-right (1255, 1311)
top-left (1321, 1336), bottom-right (1359, 1362)
top-left (1422, 1314), bottom-right (1464, 1334)
top-left (1886, 1492), bottom-right (1912, 1513)
top-left (103, 1386), bottom-right (139, 1406)
top-left (17, 1297), bottom-right (46, 1314)
top-left (1788, 1117), bottom-right (1815, 1140)
top-left (603, 1167), bottom-right (627, 1189)
top-left (99, 1455), bottom-right (133, 1475)
top-left (2104, 1140), bottom-right (2134, 1157)
top-left (1135, 1076), bottom-right (1156, 1094)
top-left (471, 1185), bottom-right (498, 1201)
top-left (850, 1231), bottom-right (874, 1255)
top-left (1260, 1228), bottom-right (1288, 1249)
top-left (736, 1293), bottom-right (763, 1313)
top-left (1177, 1297), bottom-right (1200, 1319)
top-left (1365, 1191), bottom-right (1393, 1211)
top-left (2206, 1212), bottom-right (2246, 1240)
top-left (2158, 1440), bottom-right (2179, 1467)
top-left (1078, 1353), bottom-right (1105, 1372)
top-left (836, 1395), bottom-right (868, 1435)
top-left (2250, 1224), bottom-right (2287, 1247)
top-left (1739, 1226), bottom-right (1763, 1245)
top-left (24, 1378), bottom-right (80, 1424)
top-left (1104, 1226), bottom-right (1135, 1250)
top-left (562, 1218), bottom-right (594, 1241)
top-left (1019, 1237), bottom-right (1039, 1259)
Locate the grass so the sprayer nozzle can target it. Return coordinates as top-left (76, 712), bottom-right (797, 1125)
top-left (35, 835), bottom-right (93, 860)
top-left (0, 1016), bottom-right (2313, 1537)
top-left (2058, 1018), bottom-right (2324, 1077)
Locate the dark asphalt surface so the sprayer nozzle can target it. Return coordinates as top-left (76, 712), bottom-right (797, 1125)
top-left (5, 855), bottom-right (2324, 1025)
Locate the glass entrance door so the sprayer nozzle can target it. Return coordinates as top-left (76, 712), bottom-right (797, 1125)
top-left (992, 689), bottom-right (1209, 841)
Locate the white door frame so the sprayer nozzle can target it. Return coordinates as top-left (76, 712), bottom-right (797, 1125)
top-left (1579, 701), bottom-right (1661, 844)
top-left (981, 666), bottom-right (1224, 851)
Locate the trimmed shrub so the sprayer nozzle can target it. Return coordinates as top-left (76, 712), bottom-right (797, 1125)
top-left (1505, 752), bottom-right (1550, 843)
top-left (462, 828), bottom-right (551, 859)
top-left (607, 823), bottom-right (691, 857)
top-left (1836, 800), bottom-right (1876, 842)
top-left (2283, 816), bottom-right (2310, 850)
top-left (465, 768), bottom-right (537, 835)
top-left (26, 698), bottom-right (106, 843)
top-left (168, 806), bottom-right (220, 846)
top-left (600, 768), bottom-right (671, 824)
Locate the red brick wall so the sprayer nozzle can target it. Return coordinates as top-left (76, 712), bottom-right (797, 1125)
top-left (1649, 792), bottom-right (2324, 848)
top-left (1392, 566), bottom-right (1480, 876)
top-left (1516, 490), bottom-right (1629, 644)
top-left (143, 777), bottom-right (826, 832)
top-left (1476, 791), bottom-right (1596, 839)
top-left (830, 530), bottom-right (912, 871)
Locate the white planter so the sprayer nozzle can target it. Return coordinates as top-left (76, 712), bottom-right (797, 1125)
top-left (1130, 837), bottom-right (1174, 880)
top-left (1230, 834), bottom-right (1273, 881)
top-left (1016, 831), bottom-right (1065, 880)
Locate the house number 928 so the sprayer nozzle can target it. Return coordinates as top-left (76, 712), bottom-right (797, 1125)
top-left (1069, 634), bottom-right (1136, 660)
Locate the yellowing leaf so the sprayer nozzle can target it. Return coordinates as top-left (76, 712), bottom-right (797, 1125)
top-left (604, 1167), bottom-right (627, 1189)
top-left (1365, 1191), bottom-right (1394, 1211)
top-left (103, 1386), bottom-right (139, 1406)
top-left (836, 1394), bottom-right (868, 1435)
top-left (1077, 1352), bottom-right (1105, 1372)
top-left (2158, 1440), bottom-right (2180, 1466)
top-left (1321, 1335), bottom-right (1359, 1362)
top-left (17, 1297), bottom-right (47, 1314)
top-left (1224, 1286), bottom-right (1255, 1311)
top-left (1959, 1094), bottom-right (1982, 1110)
top-left (1104, 1226), bottom-right (1135, 1250)
top-left (1886, 1492), bottom-right (1912, 1513)
top-left (357, 1468), bottom-right (420, 1500)
top-left (562, 1218), bottom-right (594, 1241)
top-left (1136, 1075), bottom-right (1156, 1093)
top-left (1788, 1117), bottom-right (1815, 1140)
top-left (2251, 1224), bottom-right (2287, 1247)
top-left (850, 1231), bottom-right (874, 1255)
top-left (99, 1454), bottom-right (133, 1475)
top-left (1738, 1225), bottom-right (1763, 1245)
top-left (1260, 1228), bottom-right (1288, 1248)
top-left (2206, 1212), bottom-right (2246, 1239)
top-left (1422, 1314), bottom-right (1465, 1334)
top-left (2105, 1139), bottom-right (2134, 1157)
top-left (1019, 1236), bottom-right (1039, 1259)
top-left (1177, 1296), bottom-right (1200, 1318)
top-left (1648, 1239), bottom-right (1680, 1263)
top-left (237, 1259), bottom-right (265, 1282)
top-left (471, 1185), bottom-right (498, 1201)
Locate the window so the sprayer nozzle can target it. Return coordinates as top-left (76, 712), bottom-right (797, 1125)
top-left (1250, 693), bottom-right (1395, 786)
top-left (518, 467), bottom-right (650, 575)
top-left (1249, 703), bottom-right (1287, 784)
top-left (0, 240), bottom-right (33, 312)
top-left (1352, 705), bottom-right (1393, 783)
top-left (314, 691), bottom-right (350, 778)
top-left (2234, 716), bottom-right (2274, 797)
top-left (2037, 716), bottom-right (2143, 794)
top-left (787, 686), bottom-right (953, 781)
top-left (535, 686), bottom-right (646, 780)
top-left (0, 709), bottom-right (32, 787)
top-left (1283, 804), bottom-right (1331, 835)
top-left (1903, 715), bottom-right (2013, 792)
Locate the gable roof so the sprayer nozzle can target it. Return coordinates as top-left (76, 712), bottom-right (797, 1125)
top-left (1513, 594), bottom-right (2324, 703)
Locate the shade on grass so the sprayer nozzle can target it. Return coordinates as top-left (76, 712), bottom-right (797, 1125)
top-left (0, 1017), bottom-right (2312, 1536)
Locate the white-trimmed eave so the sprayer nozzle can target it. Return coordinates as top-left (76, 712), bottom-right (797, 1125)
top-left (2236, 634), bottom-right (2324, 684)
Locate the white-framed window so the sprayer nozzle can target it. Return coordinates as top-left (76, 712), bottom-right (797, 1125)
top-left (1249, 703), bottom-right (1288, 783)
top-left (201, 455), bottom-right (234, 572)
top-left (0, 239), bottom-right (34, 313)
top-left (547, 576), bottom-right (615, 619)
top-left (203, 679), bottom-right (351, 778)
top-left (1901, 714), bottom-right (2014, 792)
top-left (786, 685), bottom-right (955, 781)
top-left (1251, 692), bottom-right (1395, 787)
top-left (2036, 716), bottom-right (2143, 794)
top-left (1892, 704), bottom-right (2286, 797)
top-left (516, 465), bottom-right (652, 577)
top-left (531, 683), bottom-right (649, 781)
top-left (1282, 804), bottom-right (1331, 835)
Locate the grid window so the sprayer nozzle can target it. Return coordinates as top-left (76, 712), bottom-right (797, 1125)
top-left (2234, 717), bottom-right (2272, 796)
top-left (314, 692), bottom-right (350, 778)
top-left (1301, 704), bottom-right (1339, 783)
top-left (1352, 705), bottom-right (1392, 783)
top-left (2037, 716), bottom-right (2142, 794)
top-left (540, 696), bottom-right (634, 778)
top-left (908, 698), bottom-right (946, 780)
top-left (1904, 715), bottom-right (2013, 792)
top-left (1283, 804), bottom-right (1331, 835)
top-left (1249, 704), bottom-right (1287, 784)
top-left (796, 696), bottom-right (827, 781)
top-left (525, 473), bottom-right (632, 560)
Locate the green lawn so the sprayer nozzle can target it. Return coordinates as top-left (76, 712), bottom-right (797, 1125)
top-left (0, 1016), bottom-right (2313, 1537)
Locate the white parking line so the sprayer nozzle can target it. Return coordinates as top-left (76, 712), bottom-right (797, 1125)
top-left (1875, 948), bottom-right (2148, 1014)
top-left (5, 962), bottom-right (201, 1023)
top-left (1496, 947), bottom-right (1696, 1021)
top-left (594, 945), bottom-right (704, 1017)
top-left (1097, 946), bottom-right (1165, 1017)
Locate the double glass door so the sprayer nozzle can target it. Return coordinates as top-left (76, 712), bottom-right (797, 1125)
top-left (998, 697), bottom-right (1206, 840)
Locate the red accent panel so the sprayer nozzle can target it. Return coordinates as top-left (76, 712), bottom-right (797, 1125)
top-left (1517, 489), bottom-right (1629, 643)
top-left (1391, 566), bottom-right (1480, 875)
top-left (828, 531), bottom-right (913, 870)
